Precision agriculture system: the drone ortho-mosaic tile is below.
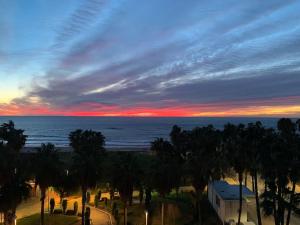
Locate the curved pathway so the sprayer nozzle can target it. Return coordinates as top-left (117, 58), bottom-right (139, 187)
top-left (16, 191), bottom-right (113, 225)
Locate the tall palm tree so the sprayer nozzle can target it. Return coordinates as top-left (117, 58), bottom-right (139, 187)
top-left (0, 168), bottom-right (31, 225)
top-left (187, 125), bottom-right (226, 224)
top-left (0, 121), bottom-right (28, 225)
top-left (110, 153), bottom-right (139, 225)
top-left (260, 118), bottom-right (299, 225)
top-left (69, 129), bottom-right (105, 225)
top-left (223, 123), bottom-right (248, 225)
top-left (53, 167), bottom-right (79, 205)
top-left (278, 118), bottom-right (299, 225)
top-left (245, 122), bottom-right (265, 225)
top-left (151, 138), bottom-right (181, 225)
top-left (34, 143), bottom-right (62, 225)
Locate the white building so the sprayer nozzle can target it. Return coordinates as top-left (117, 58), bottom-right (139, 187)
top-left (208, 181), bottom-right (255, 225)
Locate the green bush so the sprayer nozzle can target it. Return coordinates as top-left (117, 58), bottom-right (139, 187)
top-left (53, 209), bottom-right (63, 214)
top-left (62, 199), bottom-right (68, 214)
top-left (66, 210), bottom-right (75, 215)
top-left (50, 198), bottom-right (55, 214)
top-left (73, 201), bottom-right (78, 215)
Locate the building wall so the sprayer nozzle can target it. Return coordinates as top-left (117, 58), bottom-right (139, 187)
top-left (208, 183), bottom-right (248, 224)
top-left (224, 200), bottom-right (248, 223)
top-left (208, 183), bottom-right (226, 222)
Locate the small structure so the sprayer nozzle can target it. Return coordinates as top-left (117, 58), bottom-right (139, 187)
top-left (208, 181), bottom-right (254, 225)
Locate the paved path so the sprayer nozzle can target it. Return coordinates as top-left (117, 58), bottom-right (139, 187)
top-left (15, 191), bottom-right (113, 225)
top-left (90, 207), bottom-right (113, 225)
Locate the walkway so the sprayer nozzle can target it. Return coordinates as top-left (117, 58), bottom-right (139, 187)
top-left (15, 191), bottom-right (113, 225)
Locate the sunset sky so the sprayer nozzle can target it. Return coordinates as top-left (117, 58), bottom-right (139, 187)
top-left (1, 0), bottom-right (300, 117)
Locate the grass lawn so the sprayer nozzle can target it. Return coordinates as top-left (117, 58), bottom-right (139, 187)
top-left (17, 213), bottom-right (79, 225)
top-left (106, 192), bottom-right (221, 225)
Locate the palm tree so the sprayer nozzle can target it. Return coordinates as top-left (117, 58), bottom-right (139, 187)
top-left (223, 123), bottom-right (248, 225)
top-left (110, 153), bottom-right (139, 225)
top-left (69, 129), bottom-right (105, 225)
top-left (53, 167), bottom-right (79, 205)
top-left (187, 125), bottom-right (226, 224)
top-left (260, 118), bottom-right (299, 225)
top-left (278, 118), bottom-right (299, 225)
top-left (34, 143), bottom-right (62, 225)
top-left (151, 138), bottom-right (181, 225)
top-left (0, 121), bottom-right (28, 225)
top-left (0, 168), bottom-right (31, 225)
top-left (245, 122), bottom-right (265, 225)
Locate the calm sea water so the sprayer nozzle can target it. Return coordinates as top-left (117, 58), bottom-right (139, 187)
top-left (0, 116), bottom-right (280, 148)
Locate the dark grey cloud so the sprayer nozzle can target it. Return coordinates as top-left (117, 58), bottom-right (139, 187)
top-left (9, 0), bottom-right (300, 114)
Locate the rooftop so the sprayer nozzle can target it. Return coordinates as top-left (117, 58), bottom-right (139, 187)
top-left (211, 181), bottom-right (254, 200)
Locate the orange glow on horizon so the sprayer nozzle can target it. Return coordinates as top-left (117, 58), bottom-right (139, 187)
top-left (1, 101), bottom-right (300, 117)
top-left (1, 95), bottom-right (300, 117)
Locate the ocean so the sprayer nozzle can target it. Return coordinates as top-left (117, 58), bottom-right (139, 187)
top-left (0, 116), bottom-right (281, 149)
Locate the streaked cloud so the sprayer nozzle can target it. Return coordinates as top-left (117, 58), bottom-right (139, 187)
top-left (0, 0), bottom-right (300, 116)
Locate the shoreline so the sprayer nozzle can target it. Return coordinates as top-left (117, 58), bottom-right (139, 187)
top-left (22, 146), bottom-right (149, 153)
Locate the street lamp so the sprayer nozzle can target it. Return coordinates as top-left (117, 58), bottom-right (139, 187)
top-left (145, 210), bottom-right (148, 225)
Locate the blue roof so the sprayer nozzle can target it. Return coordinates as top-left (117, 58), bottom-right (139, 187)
top-left (211, 181), bottom-right (254, 200)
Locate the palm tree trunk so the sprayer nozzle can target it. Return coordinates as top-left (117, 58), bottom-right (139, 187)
top-left (123, 203), bottom-right (127, 225)
top-left (251, 175), bottom-right (255, 192)
top-left (286, 182), bottom-right (296, 225)
top-left (196, 191), bottom-right (202, 225)
top-left (272, 192), bottom-right (279, 225)
top-left (81, 187), bottom-right (87, 225)
top-left (237, 173), bottom-right (243, 225)
top-left (244, 171), bottom-right (248, 187)
top-left (254, 171), bottom-right (262, 225)
top-left (3, 211), bottom-right (15, 225)
top-left (278, 185), bottom-right (284, 225)
top-left (40, 187), bottom-right (46, 225)
top-left (3, 211), bottom-right (8, 225)
top-left (161, 202), bottom-right (164, 225)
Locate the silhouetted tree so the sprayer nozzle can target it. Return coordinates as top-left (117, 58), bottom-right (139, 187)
top-left (34, 143), bottom-right (62, 225)
top-left (151, 138), bottom-right (181, 225)
top-left (0, 121), bottom-right (29, 225)
top-left (69, 129), bottom-right (105, 225)
top-left (223, 123), bottom-right (248, 225)
top-left (244, 122), bottom-right (265, 225)
top-left (261, 118), bottom-right (299, 225)
top-left (187, 125), bottom-right (226, 224)
top-left (109, 153), bottom-right (140, 225)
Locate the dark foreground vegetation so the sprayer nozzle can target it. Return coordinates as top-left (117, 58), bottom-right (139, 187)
top-left (0, 118), bottom-right (300, 225)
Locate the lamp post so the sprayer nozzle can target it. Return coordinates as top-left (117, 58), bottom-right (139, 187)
top-left (145, 210), bottom-right (148, 225)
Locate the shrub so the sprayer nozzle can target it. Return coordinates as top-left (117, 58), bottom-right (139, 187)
top-left (62, 199), bottom-right (68, 214)
top-left (53, 209), bottom-right (63, 214)
top-left (74, 201), bottom-right (78, 214)
top-left (50, 198), bottom-right (55, 214)
top-left (86, 192), bottom-right (91, 203)
top-left (66, 210), bottom-right (75, 215)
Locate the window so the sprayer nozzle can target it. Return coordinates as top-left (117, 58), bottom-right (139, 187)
top-left (216, 195), bottom-right (220, 207)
